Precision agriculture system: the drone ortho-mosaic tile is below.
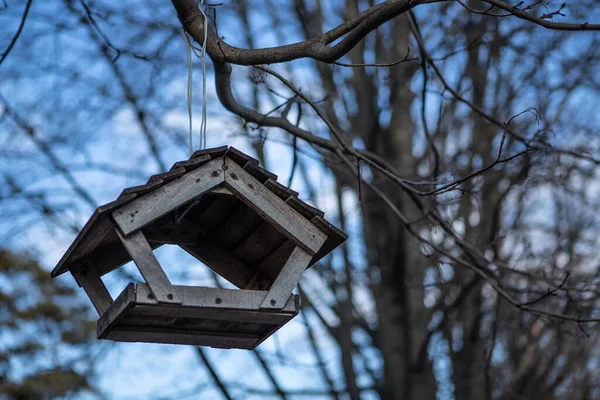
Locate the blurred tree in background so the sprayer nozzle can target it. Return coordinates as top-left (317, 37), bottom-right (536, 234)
top-left (1, 0), bottom-right (600, 399)
top-left (0, 249), bottom-right (96, 399)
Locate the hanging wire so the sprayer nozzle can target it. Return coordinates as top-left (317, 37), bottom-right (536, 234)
top-left (181, 29), bottom-right (194, 156)
top-left (198, 2), bottom-right (208, 150)
top-left (181, 1), bottom-right (209, 155)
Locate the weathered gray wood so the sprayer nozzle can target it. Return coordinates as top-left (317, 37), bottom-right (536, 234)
top-left (192, 145), bottom-right (228, 160)
top-left (256, 240), bottom-right (297, 280)
top-left (260, 246), bottom-right (312, 310)
top-left (171, 154), bottom-right (211, 171)
top-left (148, 166), bottom-right (186, 183)
top-left (309, 215), bottom-right (348, 265)
top-left (116, 229), bottom-right (182, 304)
top-left (264, 178), bottom-right (297, 200)
top-left (134, 283), bottom-right (297, 311)
top-left (104, 326), bottom-right (260, 349)
top-left (128, 304), bottom-right (293, 325)
top-left (286, 196), bottom-right (325, 219)
top-left (232, 221), bottom-right (287, 266)
top-left (214, 203), bottom-right (264, 249)
top-left (225, 146), bottom-right (260, 166)
top-left (97, 283), bottom-right (136, 338)
top-left (113, 158), bottom-right (225, 235)
top-left (243, 162), bottom-right (277, 183)
top-left (181, 242), bottom-right (254, 289)
top-left (71, 261), bottom-right (113, 316)
top-left (52, 193), bottom-right (141, 277)
top-left (250, 295), bottom-right (301, 349)
top-left (119, 179), bottom-right (163, 198)
top-left (223, 159), bottom-right (327, 255)
top-left (97, 283), bottom-right (300, 349)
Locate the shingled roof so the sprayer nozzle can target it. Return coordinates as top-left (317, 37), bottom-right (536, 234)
top-left (51, 146), bottom-right (346, 290)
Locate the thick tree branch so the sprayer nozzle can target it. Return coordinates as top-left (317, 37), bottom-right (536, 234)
top-left (172, 0), bottom-right (426, 65)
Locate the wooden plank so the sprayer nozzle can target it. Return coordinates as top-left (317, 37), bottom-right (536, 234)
top-left (148, 166), bottom-right (186, 183)
top-left (256, 240), bottom-right (297, 280)
top-left (250, 294), bottom-right (301, 349)
top-left (171, 155), bottom-right (211, 171)
top-left (223, 159), bottom-right (327, 255)
top-left (71, 261), bottom-right (113, 316)
top-left (310, 215), bottom-right (348, 265)
top-left (104, 326), bottom-right (260, 349)
top-left (119, 179), bottom-right (163, 198)
top-left (135, 283), bottom-right (297, 312)
top-left (117, 229), bottom-right (182, 304)
top-left (188, 192), bottom-right (240, 229)
top-left (112, 158), bottom-right (224, 235)
top-left (264, 178), bottom-right (297, 200)
top-left (214, 204), bottom-right (264, 249)
top-left (260, 246), bottom-right (311, 310)
top-left (286, 196), bottom-right (325, 219)
top-left (97, 283), bottom-right (136, 338)
top-left (127, 304), bottom-right (294, 325)
top-left (232, 221), bottom-right (287, 266)
top-left (225, 146), bottom-right (260, 166)
top-left (51, 193), bottom-right (139, 277)
top-left (243, 162), bottom-right (277, 183)
top-left (192, 145), bottom-right (228, 160)
top-left (181, 242), bottom-right (254, 289)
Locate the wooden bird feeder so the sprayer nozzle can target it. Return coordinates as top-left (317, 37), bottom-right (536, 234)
top-left (51, 146), bottom-right (346, 350)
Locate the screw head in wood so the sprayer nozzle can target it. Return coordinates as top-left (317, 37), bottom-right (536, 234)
top-left (215, 298), bottom-right (222, 304)
top-left (147, 294), bottom-right (154, 300)
top-left (167, 294), bottom-right (174, 300)
top-left (211, 171), bottom-right (220, 177)
top-left (230, 173), bottom-right (238, 180)
top-left (270, 299), bottom-right (276, 306)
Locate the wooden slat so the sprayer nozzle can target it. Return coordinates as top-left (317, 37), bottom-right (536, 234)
top-left (256, 240), bottom-right (297, 280)
top-left (104, 326), bottom-right (260, 349)
top-left (97, 283), bottom-right (136, 338)
top-left (180, 242), bottom-right (255, 289)
top-left (51, 193), bottom-right (138, 277)
top-left (286, 196), bottom-right (324, 219)
top-left (309, 215), bottom-right (348, 265)
top-left (225, 146), bottom-right (259, 166)
top-left (243, 162), bottom-right (277, 183)
top-left (127, 304), bottom-right (293, 325)
top-left (112, 158), bottom-right (224, 235)
top-left (135, 283), bottom-right (297, 311)
top-left (97, 283), bottom-right (300, 349)
top-left (223, 159), bottom-right (327, 255)
top-left (148, 166), bottom-right (186, 183)
top-left (119, 179), bottom-right (163, 198)
top-left (188, 193), bottom-right (242, 231)
top-left (170, 154), bottom-right (211, 171)
top-left (117, 229), bottom-right (181, 304)
top-left (214, 204), bottom-right (264, 249)
top-left (71, 261), bottom-right (113, 316)
top-left (232, 221), bottom-right (287, 266)
top-left (192, 145), bottom-right (228, 159)
top-left (249, 294), bottom-right (301, 349)
top-left (264, 178), bottom-right (297, 201)
top-left (260, 246), bottom-right (312, 310)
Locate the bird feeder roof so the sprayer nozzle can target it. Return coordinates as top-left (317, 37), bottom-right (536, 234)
top-left (51, 146), bottom-right (346, 290)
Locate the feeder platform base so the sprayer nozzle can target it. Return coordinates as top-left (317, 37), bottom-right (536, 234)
top-left (97, 283), bottom-right (300, 350)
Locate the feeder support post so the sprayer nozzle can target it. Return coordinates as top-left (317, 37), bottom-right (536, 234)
top-left (259, 246), bottom-right (312, 310)
top-left (116, 229), bottom-right (182, 304)
top-left (71, 260), bottom-right (113, 316)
